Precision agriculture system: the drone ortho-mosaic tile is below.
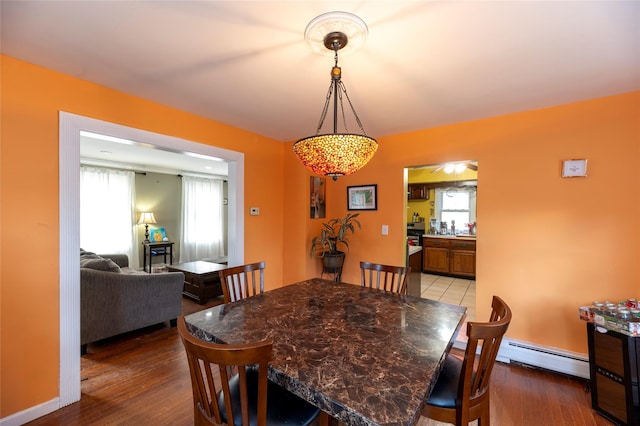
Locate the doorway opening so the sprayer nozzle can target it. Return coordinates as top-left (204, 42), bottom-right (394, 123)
top-left (59, 112), bottom-right (245, 406)
top-left (405, 161), bottom-right (478, 322)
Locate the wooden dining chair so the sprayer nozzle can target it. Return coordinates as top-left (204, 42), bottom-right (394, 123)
top-left (360, 261), bottom-right (411, 294)
top-left (177, 316), bottom-right (320, 426)
top-left (218, 261), bottom-right (265, 303)
top-left (421, 295), bottom-right (512, 426)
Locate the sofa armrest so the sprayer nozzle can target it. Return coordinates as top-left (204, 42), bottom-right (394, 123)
top-left (98, 254), bottom-right (129, 268)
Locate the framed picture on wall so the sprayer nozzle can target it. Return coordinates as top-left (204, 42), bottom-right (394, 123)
top-left (347, 184), bottom-right (377, 211)
top-left (310, 176), bottom-right (326, 218)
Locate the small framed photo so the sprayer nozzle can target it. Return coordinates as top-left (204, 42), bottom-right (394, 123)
top-left (149, 227), bottom-right (167, 242)
top-left (310, 176), bottom-right (326, 219)
top-left (562, 159), bottom-right (587, 177)
top-left (347, 184), bottom-right (377, 211)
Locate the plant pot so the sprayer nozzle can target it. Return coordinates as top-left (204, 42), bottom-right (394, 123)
top-left (322, 251), bottom-right (345, 274)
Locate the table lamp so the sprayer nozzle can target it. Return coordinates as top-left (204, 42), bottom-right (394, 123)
top-left (138, 212), bottom-right (157, 242)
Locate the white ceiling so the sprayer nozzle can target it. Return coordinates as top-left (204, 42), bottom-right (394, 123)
top-left (2, 1), bottom-right (639, 174)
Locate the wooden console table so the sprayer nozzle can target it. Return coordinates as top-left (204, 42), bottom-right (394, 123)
top-left (142, 241), bottom-right (174, 273)
top-left (166, 261), bottom-right (226, 304)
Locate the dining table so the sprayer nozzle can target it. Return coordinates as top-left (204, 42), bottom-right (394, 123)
top-left (184, 278), bottom-right (466, 426)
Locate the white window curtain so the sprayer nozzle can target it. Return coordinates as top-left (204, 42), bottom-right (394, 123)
top-left (80, 166), bottom-right (138, 266)
top-left (180, 175), bottom-right (225, 262)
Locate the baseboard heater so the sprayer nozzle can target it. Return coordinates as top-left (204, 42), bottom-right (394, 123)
top-left (498, 337), bottom-right (590, 379)
top-left (453, 337), bottom-right (590, 379)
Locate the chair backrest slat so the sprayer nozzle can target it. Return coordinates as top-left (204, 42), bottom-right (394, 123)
top-left (360, 261), bottom-right (410, 294)
top-left (219, 261), bottom-right (266, 303)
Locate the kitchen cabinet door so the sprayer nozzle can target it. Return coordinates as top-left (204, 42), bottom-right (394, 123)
top-left (424, 246), bottom-right (449, 274)
top-left (450, 240), bottom-right (476, 277)
top-left (450, 250), bottom-right (476, 277)
top-left (423, 238), bottom-right (450, 274)
top-left (408, 184), bottom-right (429, 200)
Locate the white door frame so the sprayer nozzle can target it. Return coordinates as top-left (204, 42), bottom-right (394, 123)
top-left (59, 112), bottom-right (245, 405)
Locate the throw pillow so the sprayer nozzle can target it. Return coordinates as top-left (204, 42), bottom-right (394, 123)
top-left (80, 257), bottom-right (122, 273)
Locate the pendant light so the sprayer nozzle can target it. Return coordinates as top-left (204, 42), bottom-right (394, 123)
top-left (293, 12), bottom-right (377, 181)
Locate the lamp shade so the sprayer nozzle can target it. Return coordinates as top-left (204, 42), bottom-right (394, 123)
top-left (293, 133), bottom-right (377, 179)
top-left (137, 212), bottom-right (157, 225)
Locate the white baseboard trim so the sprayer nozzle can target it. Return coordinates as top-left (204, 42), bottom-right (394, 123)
top-left (0, 398), bottom-right (59, 426)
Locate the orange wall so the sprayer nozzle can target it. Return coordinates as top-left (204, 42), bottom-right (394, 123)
top-left (2, 52), bottom-right (639, 419)
top-left (286, 91), bottom-right (640, 357)
top-left (0, 55), bottom-right (285, 417)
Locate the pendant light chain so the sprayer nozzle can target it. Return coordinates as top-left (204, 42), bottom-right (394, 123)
top-left (315, 83), bottom-right (335, 135)
top-left (313, 45), bottom-right (368, 136)
top-left (338, 81), bottom-right (368, 136)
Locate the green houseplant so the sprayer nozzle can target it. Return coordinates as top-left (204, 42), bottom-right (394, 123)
top-left (310, 213), bottom-right (361, 278)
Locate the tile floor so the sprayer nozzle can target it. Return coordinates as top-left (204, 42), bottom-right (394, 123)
top-left (419, 273), bottom-right (476, 322)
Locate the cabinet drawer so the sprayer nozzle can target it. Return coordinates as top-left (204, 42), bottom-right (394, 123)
top-left (423, 238), bottom-right (451, 248)
top-left (450, 240), bottom-right (476, 250)
top-left (594, 329), bottom-right (626, 377)
top-left (595, 374), bottom-right (628, 424)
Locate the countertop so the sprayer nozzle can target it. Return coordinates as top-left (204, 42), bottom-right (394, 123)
top-left (408, 245), bottom-right (422, 256)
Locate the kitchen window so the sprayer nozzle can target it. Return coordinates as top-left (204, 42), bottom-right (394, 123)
top-left (435, 187), bottom-right (476, 233)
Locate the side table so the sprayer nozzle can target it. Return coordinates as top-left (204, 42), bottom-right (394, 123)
top-left (143, 241), bottom-right (174, 273)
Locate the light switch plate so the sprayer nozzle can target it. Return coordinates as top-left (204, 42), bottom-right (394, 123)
top-left (381, 224), bottom-right (389, 235)
top-left (250, 207), bottom-right (260, 215)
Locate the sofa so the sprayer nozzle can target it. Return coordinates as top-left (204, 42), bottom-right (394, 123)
top-left (80, 251), bottom-right (185, 354)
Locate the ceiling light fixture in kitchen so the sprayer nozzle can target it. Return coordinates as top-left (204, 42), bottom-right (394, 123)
top-left (293, 12), bottom-right (377, 181)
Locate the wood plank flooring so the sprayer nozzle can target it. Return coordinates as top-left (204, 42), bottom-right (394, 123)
top-left (26, 295), bottom-right (614, 426)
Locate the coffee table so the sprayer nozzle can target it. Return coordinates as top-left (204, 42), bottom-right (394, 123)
top-left (166, 261), bottom-right (227, 304)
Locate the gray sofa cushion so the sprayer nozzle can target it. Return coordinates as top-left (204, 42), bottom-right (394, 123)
top-left (80, 255), bottom-right (122, 273)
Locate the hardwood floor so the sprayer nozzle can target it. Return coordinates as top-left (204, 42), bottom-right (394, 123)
top-left (26, 295), bottom-right (613, 426)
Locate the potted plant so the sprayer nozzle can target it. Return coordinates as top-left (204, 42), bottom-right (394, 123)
top-left (310, 213), bottom-right (361, 277)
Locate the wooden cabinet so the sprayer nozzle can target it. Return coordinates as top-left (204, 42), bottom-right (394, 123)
top-left (450, 240), bottom-right (476, 278)
top-left (408, 184), bottom-right (430, 200)
top-left (406, 248), bottom-right (424, 297)
top-left (423, 237), bottom-right (476, 278)
top-left (587, 322), bottom-right (640, 425)
top-left (424, 239), bottom-right (450, 274)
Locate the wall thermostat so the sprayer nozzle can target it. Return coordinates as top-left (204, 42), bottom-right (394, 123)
top-left (562, 159), bottom-right (587, 177)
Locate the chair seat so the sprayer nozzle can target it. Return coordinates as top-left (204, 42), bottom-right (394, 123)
top-left (219, 369), bottom-right (320, 426)
top-left (426, 354), bottom-right (462, 409)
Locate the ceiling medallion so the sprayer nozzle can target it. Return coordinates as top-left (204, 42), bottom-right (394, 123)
top-left (304, 11), bottom-right (368, 56)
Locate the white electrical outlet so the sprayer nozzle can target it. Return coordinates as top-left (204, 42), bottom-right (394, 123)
top-left (250, 207), bottom-right (260, 216)
top-left (381, 224), bottom-right (389, 235)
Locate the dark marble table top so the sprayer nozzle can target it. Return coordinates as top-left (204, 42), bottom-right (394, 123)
top-left (185, 278), bottom-right (466, 426)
